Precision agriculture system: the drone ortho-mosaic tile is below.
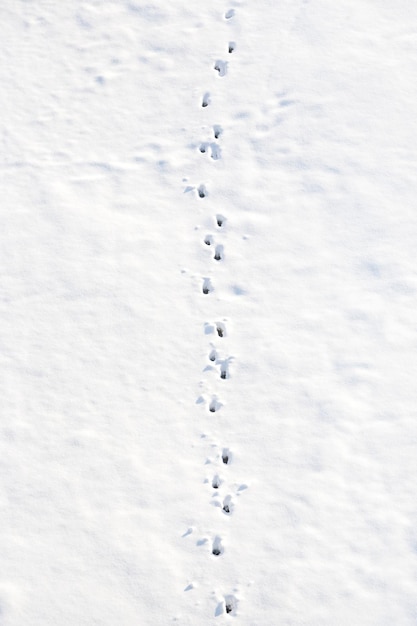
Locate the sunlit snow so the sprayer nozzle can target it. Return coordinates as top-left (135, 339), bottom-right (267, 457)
top-left (1, 1), bottom-right (417, 624)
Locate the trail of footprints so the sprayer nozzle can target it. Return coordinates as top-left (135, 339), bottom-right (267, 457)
top-left (187, 8), bottom-right (244, 619)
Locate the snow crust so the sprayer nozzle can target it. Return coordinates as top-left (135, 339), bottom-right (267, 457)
top-left (1, 0), bottom-right (417, 623)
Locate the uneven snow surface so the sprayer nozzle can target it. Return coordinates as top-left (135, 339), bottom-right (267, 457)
top-left (1, 1), bottom-right (417, 624)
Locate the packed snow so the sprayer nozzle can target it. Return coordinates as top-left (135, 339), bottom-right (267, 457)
top-left (1, 0), bottom-right (417, 624)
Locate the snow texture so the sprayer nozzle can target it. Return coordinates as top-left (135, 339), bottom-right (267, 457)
top-left (1, 0), bottom-right (417, 624)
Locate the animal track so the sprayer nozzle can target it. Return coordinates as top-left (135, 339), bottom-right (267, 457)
top-left (222, 448), bottom-right (230, 464)
top-left (214, 60), bottom-right (227, 77)
top-left (200, 143), bottom-right (221, 160)
top-left (212, 474), bottom-right (221, 489)
top-left (222, 495), bottom-right (232, 514)
top-left (220, 363), bottom-right (228, 379)
top-left (214, 245), bottom-right (223, 261)
top-left (216, 322), bottom-right (226, 337)
top-left (202, 278), bottom-right (213, 294)
top-left (213, 125), bottom-right (222, 139)
top-left (191, 12), bottom-right (242, 605)
top-left (210, 143), bottom-right (221, 160)
top-left (212, 536), bottom-right (224, 556)
top-left (225, 595), bottom-right (237, 614)
top-left (209, 397), bottom-right (221, 413)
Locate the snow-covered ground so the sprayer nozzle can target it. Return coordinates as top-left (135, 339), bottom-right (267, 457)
top-left (1, 1), bottom-right (417, 623)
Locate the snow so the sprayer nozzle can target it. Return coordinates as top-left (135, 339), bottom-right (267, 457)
top-left (1, 0), bottom-right (417, 623)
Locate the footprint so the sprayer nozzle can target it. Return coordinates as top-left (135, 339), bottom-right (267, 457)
top-left (200, 143), bottom-right (221, 160)
top-left (209, 349), bottom-right (217, 362)
top-left (222, 495), bottom-right (233, 514)
top-left (204, 235), bottom-right (213, 246)
top-left (202, 92), bottom-right (211, 107)
top-left (213, 125), bottom-right (222, 139)
top-left (212, 536), bottom-right (224, 556)
top-left (225, 9), bottom-right (235, 19)
top-left (216, 214), bottom-right (226, 227)
top-left (212, 475), bottom-right (221, 489)
top-left (228, 41), bottom-right (236, 53)
top-left (209, 397), bottom-right (221, 413)
top-left (214, 60), bottom-right (227, 77)
top-left (202, 278), bottom-right (213, 294)
top-left (210, 143), bottom-right (221, 160)
top-left (220, 363), bottom-right (228, 379)
top-left (198, 184), bottom-right (207, 198)
top-left (222, 448), bottom-right (230, 464)
top-left (225, 595), bottom-right (237, 614)
top-left (214, 245), bottom-right (223, 261)
top-left (216, 322), bottom-right (226, 338)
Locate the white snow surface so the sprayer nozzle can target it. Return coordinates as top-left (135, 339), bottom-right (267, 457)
top-left (1, 1), bottom-right (417, 624)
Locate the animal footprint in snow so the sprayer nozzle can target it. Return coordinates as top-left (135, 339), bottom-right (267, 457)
top-left (202, 92), bottom-right (211, 107)
top-left (209, 397), bottom-right (221, 413)
top-left (202, 278), bottom-right (213, 294)
top-left (222, 495), bottom-right (233, 514)
top-left (219, 356), bottom-right (232, 379)
top-left (204, 235), bottom-right (213, 246)
top-left (210, 143), bottom-right (221, 160)
top-left (214, 245), bottom-right (223, 261)
top-left (222, 448), bottom-right (230, 464)
top-left (213, 125), bottom-right (222, 139)
top-left (209, 349), bottom-right (217, 362)
top-left (228, 41), bottom-right (236, 53)
top-left (216, 214), bottom-right (226, 227)
top-left (212, 536), bottom-right (224, 556)
top-left (225, 595), bottom-right (237, 614)
top-left (198, 184), bottom-right (207, 198)
top-left (225, 9), bottom-right (235, 19)
top-left (212, 474), bottom-right (221, 489)
top-left (200, 143), bottom-right (221, 160)
top-left (216, 322), bottom-right (226, 338)
top-left (214, 60), bottom-right (227, 77)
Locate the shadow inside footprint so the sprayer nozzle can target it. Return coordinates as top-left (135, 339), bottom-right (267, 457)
top-left (225, 595), bottom-right (237, 614)
top-left (212, 536), bottom-right (223, 556)
top-left (209, 397), bottom-right (221, 412)
top-left (216, 322), bottom-right (226, 337)
top-left (214, 60), bottom-right (227, 77)
top-left (222, 495), bottom-right (232, 514)
top-left (202, 278), bottom-right (212, 294)
top-left (213, 125), bottom-right (222, 139)
top-left (212, 475), bottom-right (220, 489)
top-left (214, 245), bottom-right (223, 261)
